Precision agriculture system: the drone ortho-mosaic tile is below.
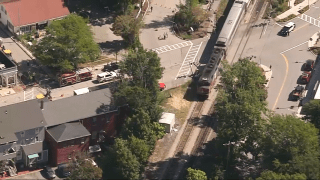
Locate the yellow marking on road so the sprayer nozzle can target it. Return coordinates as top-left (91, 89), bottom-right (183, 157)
top-left (293, 23), bottom-right (310, 33)
top-left (272, 54), bottom-right (289, 110)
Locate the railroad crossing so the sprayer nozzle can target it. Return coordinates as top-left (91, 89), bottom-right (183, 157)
top-left (175, 42), bottom-right (203, 79)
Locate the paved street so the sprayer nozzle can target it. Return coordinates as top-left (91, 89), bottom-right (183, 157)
top-left (226, 1), bottom-right (320, 115)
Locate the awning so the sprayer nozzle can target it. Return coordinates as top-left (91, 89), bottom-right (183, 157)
top-left (28, 153), bottom-right (39, 159)
top-left (36, 94), bottom-right (45, 99)
top-left (4, 50), bottom-right (11, 54)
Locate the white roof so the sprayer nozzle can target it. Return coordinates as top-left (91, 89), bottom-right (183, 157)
top-left (159, 112), bottom-right (175, 124)
top-left (285, 22), bottom-right (295, 27)
top-left (74, 87), bottom-right (90, 95)
top-left (315, 84), bottom-right (320, 99)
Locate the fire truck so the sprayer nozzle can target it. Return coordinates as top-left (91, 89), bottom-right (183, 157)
top-left (58, 68), bottom-right (93, 87)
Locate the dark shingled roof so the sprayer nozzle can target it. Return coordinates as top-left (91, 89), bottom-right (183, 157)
top-left (22, 142), bottom-right (43, 155)
top-left (42, 88), bottom-right (113, 127)
top-left (0, 99), bottom-right (46, 144)
top-left (46, 122), bottom-right (90, 142)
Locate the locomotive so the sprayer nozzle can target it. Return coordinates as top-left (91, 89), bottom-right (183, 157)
top-left (197, 0), bottom-right (248, 96)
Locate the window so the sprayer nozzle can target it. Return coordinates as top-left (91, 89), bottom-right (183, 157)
top-left (38, 152), bottom-right (42, 161)
top-left (81, 138), bottom-right (85, 144)
top-left (35, 136), bottom-right (39, 142)
top-left (8, 147), bottom-right (15, 154)
top-left (105, 114), bottom-right (111, 123)
top-left (16, 150), bottom-right (22, 160)
top-left (35, 128), bottom-right (39, 134)
top-left (20, 131), bottom-right (25, 137)
top-left (92, 117), bottom-right (97, 125)
top-left (70, 140), bottom-right (74, 146)
top-left (21, 139), bottom-right (25, 146)
top-left (92, 131), bottom-right (97, 140)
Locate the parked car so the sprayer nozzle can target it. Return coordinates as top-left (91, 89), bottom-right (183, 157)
top-left (85, 158), bottom-right (98, 167)
top-left (304, 60), bottom-right (314, 71)
top-left (97, 72), bottom-right (117, 83)
top-left (44, 166), bottom-right (56, 179)
top-left (57, 163), bottom-right (71, 178)
top-left (103, 62), bottom-right (119, 72)
top-left (279, 22), bottom-right (295, 36)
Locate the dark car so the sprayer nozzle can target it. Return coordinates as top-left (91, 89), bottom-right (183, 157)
top-left (103, 62), bottom-right (119, 72)
top-left (44, 166), bottom-right (56, 179)
top-left (304, 60), bottom-right (314, 71)
top-left (57, 163), bottom-right (71, 178)
top-left (278, 22), bottom-right (295, 36)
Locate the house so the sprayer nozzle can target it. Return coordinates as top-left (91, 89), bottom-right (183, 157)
top-left (42, 88), bottom-right (120, 165)
top-left (0, 0), bottom-right (70, 33)
top-left (0, 99), bottom-right (48, 169)
top-left (46, 122), bottom-right (90, 166)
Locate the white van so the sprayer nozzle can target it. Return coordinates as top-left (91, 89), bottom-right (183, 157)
top-left (97, 72), bottom-right (117, 83)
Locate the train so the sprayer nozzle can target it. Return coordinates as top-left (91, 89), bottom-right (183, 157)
top-left (197, 0), bottom-right (248, 96)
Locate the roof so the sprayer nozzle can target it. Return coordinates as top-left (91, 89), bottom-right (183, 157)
top-left (47, 122), bottom-right (90, 142)
top-left (159, 112), bottom-right (175, 124)
top-left (22, 142), bottom-right (43, 155)
top-left (284, 22), bottom-right (295, 27)
top-left (42, 88), bottom-right (114, 127)
top-left (0, 99), bottom-right (46, 144)
top-left (3, 0), bottom-right (70, 27)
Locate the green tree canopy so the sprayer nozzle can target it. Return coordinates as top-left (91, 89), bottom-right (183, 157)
top-left (34, 14), bottom-right (100, 72)
top-left (187, 168), bottom-right (208, 180)
top-left (303, 99), bottom-right (320, 129)
top-left (67, 152), bottom-right (102, 180)
top-left (111, 15), bottom-right (143, 46)
top-left (262, 115), bottom-right (320, 179)
top-left (257, 170), bottom-right (307, 180)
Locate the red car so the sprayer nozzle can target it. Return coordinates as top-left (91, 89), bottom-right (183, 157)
top-left (159, 83), bottom-right (166, 91)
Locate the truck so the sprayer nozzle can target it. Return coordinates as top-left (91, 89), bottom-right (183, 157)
top-left (58, 68), bottom-right (93, 87)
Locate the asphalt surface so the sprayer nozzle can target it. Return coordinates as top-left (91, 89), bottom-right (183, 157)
top-left (226, 1), bottom-right (320, 115)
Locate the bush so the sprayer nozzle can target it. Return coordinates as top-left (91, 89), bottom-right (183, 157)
top-left (298, 5), bottom-right (309, 13)
top-left (278, 14), bottom-right (296, 22)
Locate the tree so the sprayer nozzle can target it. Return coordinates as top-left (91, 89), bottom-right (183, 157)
top-left (111, 15), bottom-right (144, 46)
top-left (67, 151), bottom-right (102, 180)
top-left (261, 115), bottom-right (320, 179)
top-left (303, 99), bottom-right (320, 129)
top-left (257, 170), bottom-right (306, 180)
top-left (34, 14), bottom-right (100, 72)
top-left (187, 168), bottom-right (207, 180)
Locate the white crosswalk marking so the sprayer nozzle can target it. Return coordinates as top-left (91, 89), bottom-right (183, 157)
top-left (299, 14), bottom-right (320, 28)
top-left (175, 42), bottom-right (203, 79)
top-left (152, 41), bottom-right (193, 54)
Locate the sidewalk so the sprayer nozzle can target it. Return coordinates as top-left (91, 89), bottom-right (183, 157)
top-left (260, 64), bottom-right (273, 87)
top-left (276, 0), bottom-right (318, 20)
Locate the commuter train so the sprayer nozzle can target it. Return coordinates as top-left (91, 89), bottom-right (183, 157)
top-left (197, 0), bottom-right (248, 96)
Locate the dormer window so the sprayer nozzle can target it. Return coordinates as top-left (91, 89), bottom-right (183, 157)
top-left (20, 131), bottom-right (25, 137)
top-left (8, 147), bottom-right (15, 154)
top-left (35, 128), bottom-right (39, 134)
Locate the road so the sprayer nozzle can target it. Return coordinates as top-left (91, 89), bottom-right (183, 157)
top-left (226, 1), bottom-right (320, 115)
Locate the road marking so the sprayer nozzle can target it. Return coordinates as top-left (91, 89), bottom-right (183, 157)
top-left (293, 23), bottom-right (310, 33)
top-left (275, 22), bottom-right (283, 27)
top-left (152, 41), bottom-right (193, 54)
top-left (272, 53), bottom-right (289, 110)
top-left (299, 14), bottom-right (320, 28)
top-left (175, 42), bottom-right (203, 79)
top-left (280, 41), bottom-right (308, 54)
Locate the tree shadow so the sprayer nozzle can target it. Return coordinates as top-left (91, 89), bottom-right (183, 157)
top-left (144, 16), bottom-right (173, 29)
top-left (98, 40), bottom-right (126, 54)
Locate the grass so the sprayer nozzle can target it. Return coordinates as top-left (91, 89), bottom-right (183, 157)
top-left (160, 81), bottom-right (196, 125)
top-left (180, 33), bottom-right (192, 40)
top-left (78, 56), bottom-right (115, 68)
top-left (298, 5), bottom-right (309, 14)
top-left (278, 14), bottom-right (297, 22)
top-left (216, 0), bottom-right (228, 21)
top-left (294, 0), bottom-right (304, 5)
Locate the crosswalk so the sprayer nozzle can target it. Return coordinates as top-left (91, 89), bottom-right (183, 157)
top-left (152, 41), bottom-right (193, 54)
top-left (175, 42), bottom-right (203, 79)
top-left (299, 14), bottom-right (320, 28)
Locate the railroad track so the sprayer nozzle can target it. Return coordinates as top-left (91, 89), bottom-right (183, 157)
top-left (161, 101), bottom-right (205, 180)
top-left (231, 0), bottom-right (267, 64)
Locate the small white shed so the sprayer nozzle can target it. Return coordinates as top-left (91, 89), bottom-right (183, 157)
top-left (159, 112), bottom-right (175, 133)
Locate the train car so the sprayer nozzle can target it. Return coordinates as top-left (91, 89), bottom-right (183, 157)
top-left (215, 0), bottom-right (247, 52)
top-left (197, 0), bottom-right (247, 96)
top-left (197, 48), bottom-right (224, 95)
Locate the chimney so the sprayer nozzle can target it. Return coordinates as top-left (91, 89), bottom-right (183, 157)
top-left (40, 100), bottom-right (44, 110)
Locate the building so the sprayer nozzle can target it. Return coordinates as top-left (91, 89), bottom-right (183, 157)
top-left (0, 0), bottom-right (70, 33)
top-left (42, 88), bottom-right (119, 165)
top-left (0, 100), bottom-right (48, 169)
top-left (45, 122), bottom-right (90, 166)
top-left (0, 48), bottom-right (17, 87)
